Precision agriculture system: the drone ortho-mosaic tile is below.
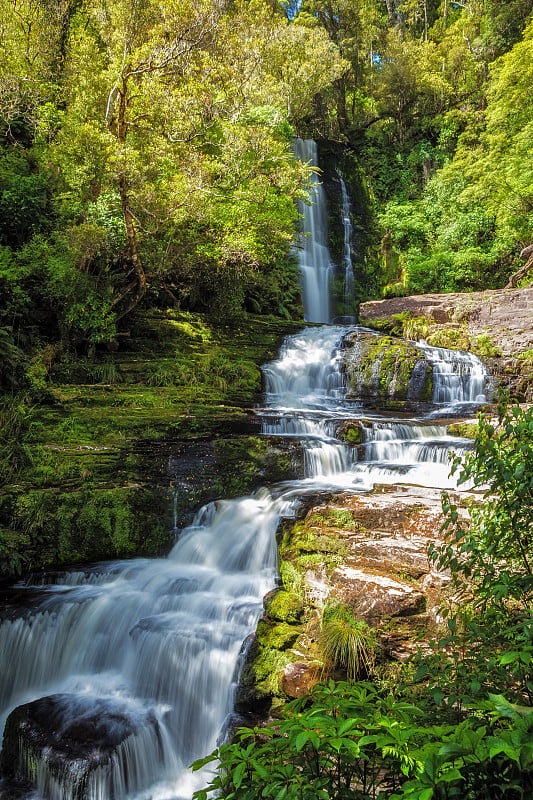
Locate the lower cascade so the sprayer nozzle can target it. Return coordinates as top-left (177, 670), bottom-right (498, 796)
top-left (0, 323), bottom-right (488, 800)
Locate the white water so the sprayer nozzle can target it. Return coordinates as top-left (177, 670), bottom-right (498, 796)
top-left (0, 142), bottom-right (489, 800)
top-left (340, 177), bottom-right (356, 322)
top-left (259, 325), bottom-right (485, 494)
top-left (418, 342), bottom-right (487, 409)
top-left (293, 139), bottom-right (334, 324)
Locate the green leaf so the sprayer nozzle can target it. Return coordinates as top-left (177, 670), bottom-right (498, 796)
top-left (295, 731), bottom-right (309, 752)
top-left (233, 761), bottom-right (246, 789)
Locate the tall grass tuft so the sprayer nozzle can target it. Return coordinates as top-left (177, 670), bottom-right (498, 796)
top-left (320, 602), bottom-right (376, 681)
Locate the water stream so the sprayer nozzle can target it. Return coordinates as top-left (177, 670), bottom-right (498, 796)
top-left (0, 141), bottom-right (489, 800)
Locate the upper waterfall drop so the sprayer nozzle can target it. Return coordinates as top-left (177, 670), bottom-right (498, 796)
top-left (340, 177), bottom-right (356, 323)
top-left (293, 138), bottom-right (334, 324)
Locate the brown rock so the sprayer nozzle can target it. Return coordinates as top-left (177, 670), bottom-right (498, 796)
top-left (349, 535), bottom-right (431, 577)
top-left (420, 572), bottom-right (452, 622)
top-left (280, 662), bottom-right (319, 698)
top-left (427, 306), bottom-right (449, 323)
top-left (359, 286), bottom-right (533, 357)
top-left (331, 564), bottom-right (426, 618)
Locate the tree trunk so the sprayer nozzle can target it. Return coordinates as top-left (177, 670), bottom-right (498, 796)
top-left (336, 76), bottom-right (347, 132)
top-left (505, 255), bottom-right (533, 289)
top-left (113, 69), bottom-right (147, 318)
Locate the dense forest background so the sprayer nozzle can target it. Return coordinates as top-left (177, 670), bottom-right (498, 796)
top-left (1, 0), bottom-right (533, 385)
top-left (1, 3), bottom-right (533, 798)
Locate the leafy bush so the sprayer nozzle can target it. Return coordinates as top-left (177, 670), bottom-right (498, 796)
top-left (193, 681), bottom-right (533, 800)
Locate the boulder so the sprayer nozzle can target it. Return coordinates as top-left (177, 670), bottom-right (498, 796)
top-left (1, 694), bottom-right (158, 800)
top-left (341, 330), bottom-right (433, 405)
top-left (280, 662), bottom-right (319, 699)
top-left (331, 564), bottom-right (426, 619)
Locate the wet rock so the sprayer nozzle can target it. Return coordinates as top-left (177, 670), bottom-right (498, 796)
top-left (1, 694), bottom-right (157, 799)
top-left (341, 330), bottom-right (433, 405)
top-left (280, 662), bottom-right (319, 699)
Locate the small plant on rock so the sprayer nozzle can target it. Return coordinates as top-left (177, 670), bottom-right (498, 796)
top-left (319, 602), bottom-right (377, 680)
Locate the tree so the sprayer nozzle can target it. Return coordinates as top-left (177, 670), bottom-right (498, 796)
top-left (45, 0), bottom-right (346, 323)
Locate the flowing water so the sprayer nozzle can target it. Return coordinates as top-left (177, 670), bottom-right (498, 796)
top-left (0, 141), bottom-right (489, 800)
top-left (293, 138), bottom-right (334, 324)
top-left (340, 177), bottom-right (356, 323)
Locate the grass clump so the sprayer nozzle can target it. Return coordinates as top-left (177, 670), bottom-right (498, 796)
top-left (319, 602), bottom-right (377, 680)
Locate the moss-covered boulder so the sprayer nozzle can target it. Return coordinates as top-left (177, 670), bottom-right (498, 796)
top-left (334, 420), bottom-right (365, 446)
top-left (341, 330), bottom-right (433, 405)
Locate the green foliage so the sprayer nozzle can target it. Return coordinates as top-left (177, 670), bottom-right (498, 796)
top-left (192, 681), bottom-right (421, 800)
top-left (0, 397), bottom-right (34, 483)
top-left (193, 684), bottom-right (533, 800)
top-left (66, 295), bottom-right (117, 344)
top-left (0, 151), bottom-right (51, 248)
top-left (434, 401), bottom-right (533, 608)
top-left (319, 602), bottom-right (377, 680)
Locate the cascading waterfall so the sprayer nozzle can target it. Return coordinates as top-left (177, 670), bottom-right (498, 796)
top-left (293, 139), bottom-right (334, 324)
top-left (0, 139), bottom-right (489, 800)
top-left (417, 342), bottom-right (487, 407)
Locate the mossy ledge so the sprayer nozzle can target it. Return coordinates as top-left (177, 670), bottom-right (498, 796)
top-left (238, 486), bottom-right (463, 715)
top-left (0, 312), bottom-right (303, 581)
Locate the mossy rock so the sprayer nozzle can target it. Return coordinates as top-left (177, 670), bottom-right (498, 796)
top-left (341, 331), bottom-right (433, 403)
top-left (1, 485), bottom-right (172, 574)
top-left (447, 422), bottom-right (479, 438)
top-left (256, 618), bottom-right (301, 651)
top-left (237, 634), bottom-right (295, 709)
top-left (264, 589), bottom-right (304, 624)
top-left (335, 421), bottom-right (364, 445)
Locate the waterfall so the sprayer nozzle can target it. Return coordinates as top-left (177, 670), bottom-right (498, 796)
top-left (340, 177), bottom-right (356, 322)
top-left (0, 141), bottom-right (490, 800)
top-left (417, 342), bottom-right (487, 407)
top-left (293, 139), bottom-right (334, 324)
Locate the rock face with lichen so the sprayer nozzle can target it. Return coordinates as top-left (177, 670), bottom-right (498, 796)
top-left (341, 330), bottom-right (433, 406)
top-left (358, 287), bottom-right (533, 401)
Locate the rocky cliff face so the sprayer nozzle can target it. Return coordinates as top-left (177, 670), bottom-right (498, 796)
top-left (359, 286), bottom-right (533, 400)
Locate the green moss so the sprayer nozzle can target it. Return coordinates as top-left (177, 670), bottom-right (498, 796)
top-left (447, 422), bottom-right (479, 438)
top-left (281, 522), bottom-right (348, 560)
top-left (471, 333), bottom-right (502, 357)
top-left (280, 562), bottom-right (305, 599)
top-left (306, 507), bottom-right (357, 529)
top-left (427, 327), bottom-right (470, 351)
top-left (0, 485), bottom-right (170, 576)
top-left (246, 647), bottom-right (293, 698)
top-left (265, 589), bottom-right (304, 624)
top-left (256, 618), bottom-right (301, 651)
top-left (517, 349), bottom-right (533, 364)
top-left (335, 422), bottom-right (364, 445)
